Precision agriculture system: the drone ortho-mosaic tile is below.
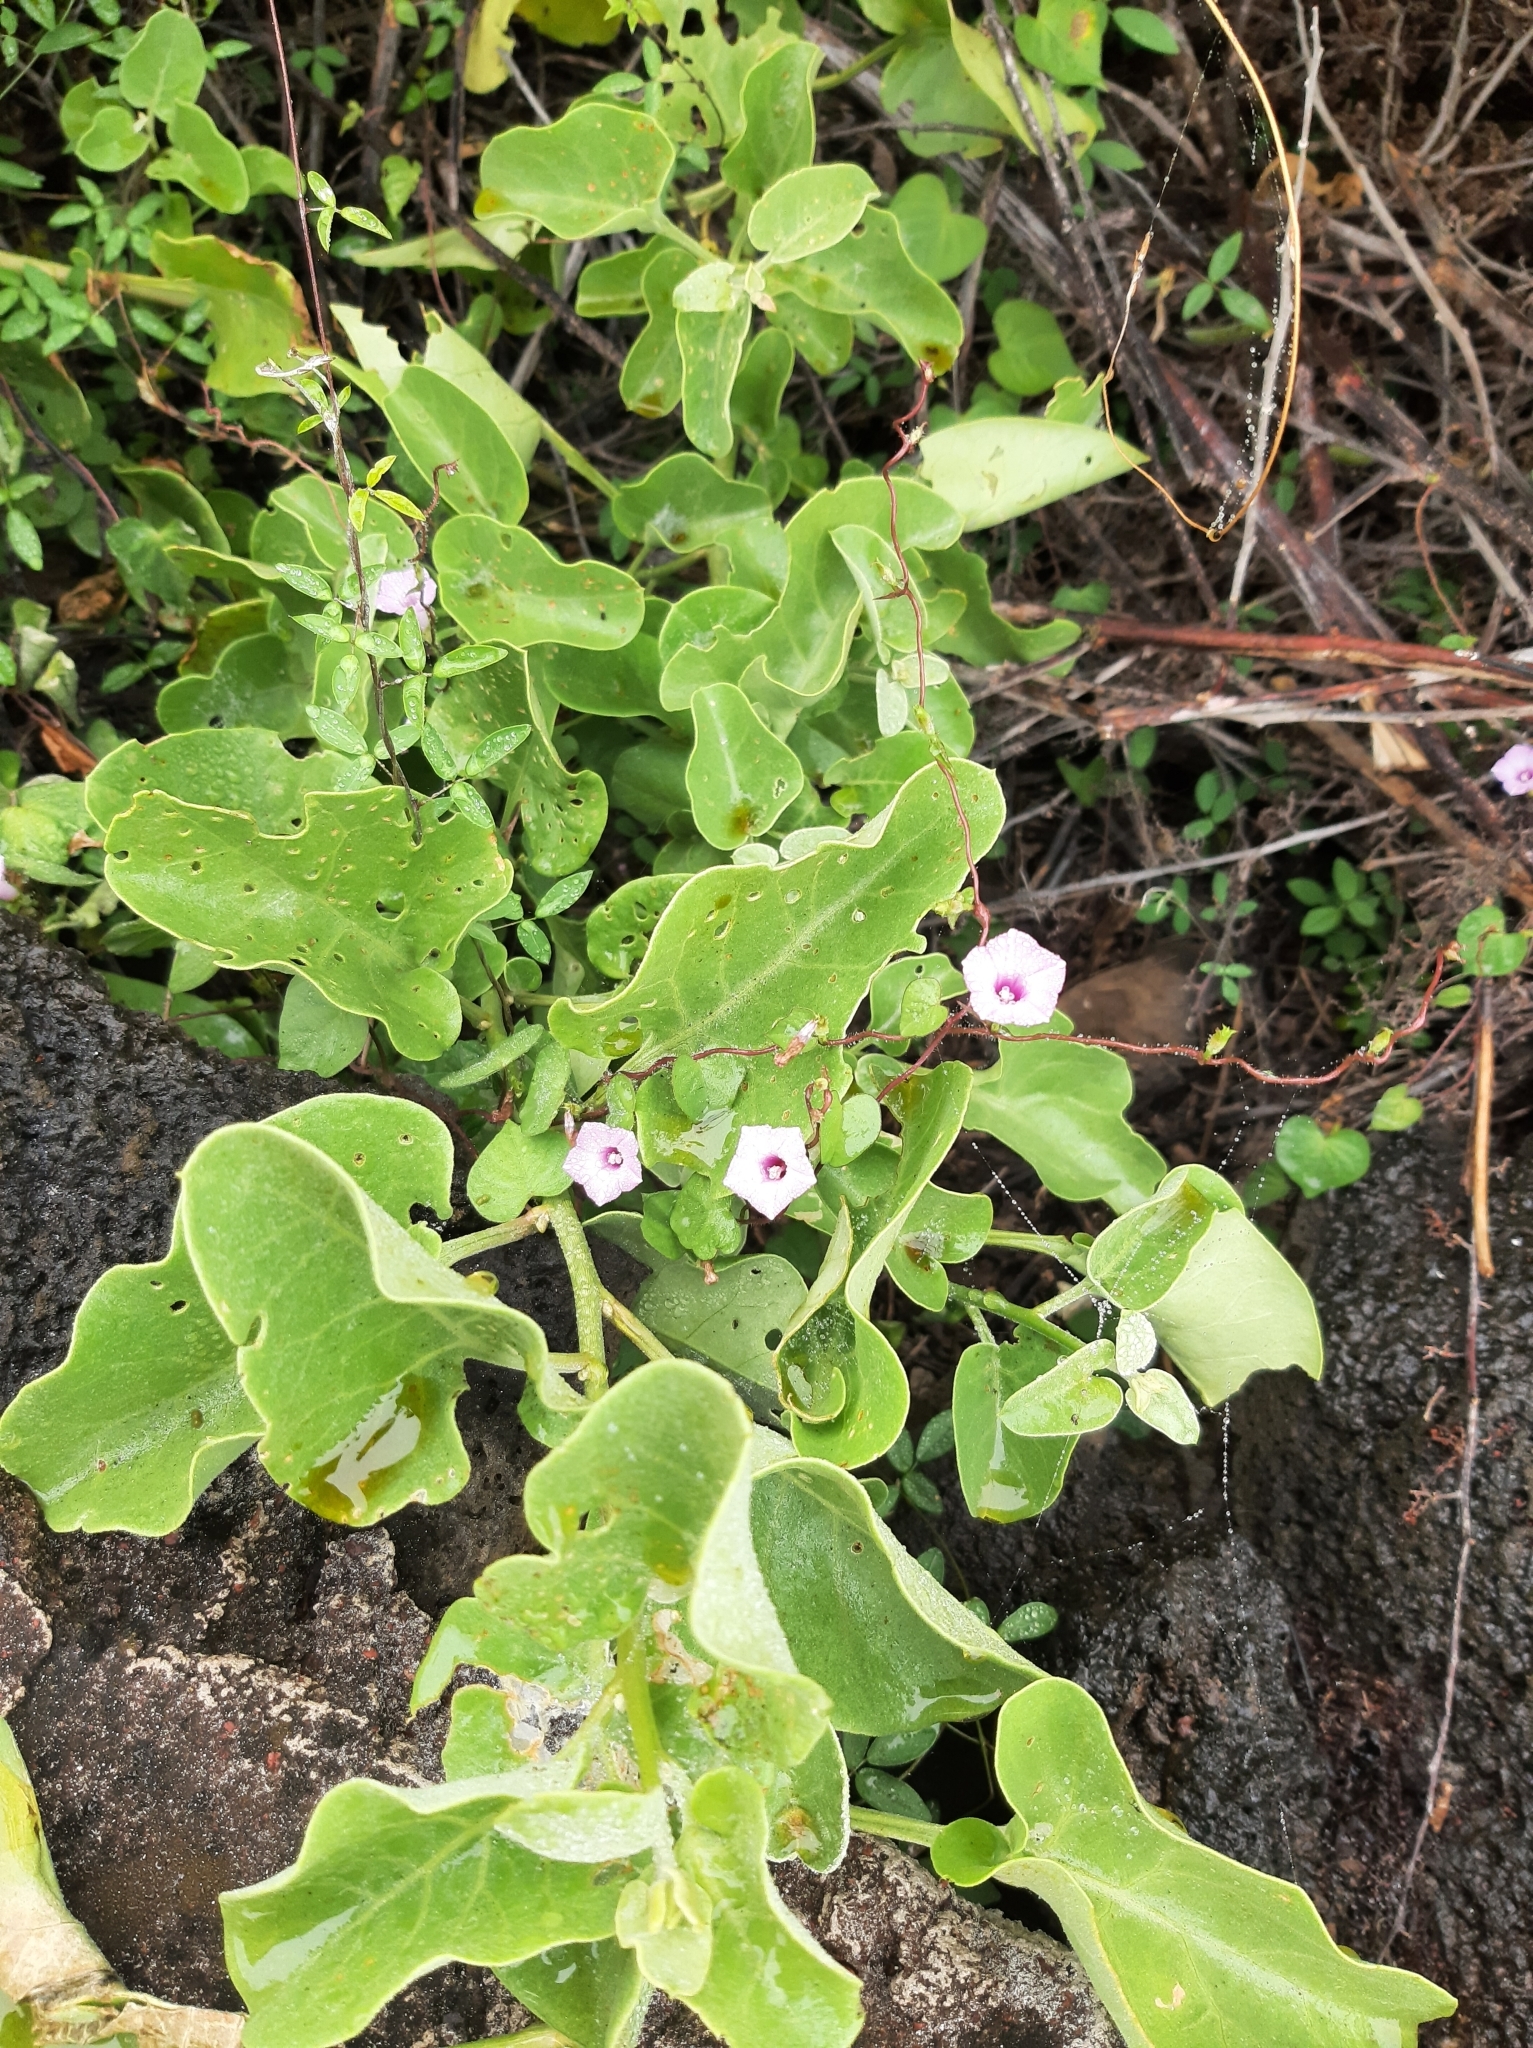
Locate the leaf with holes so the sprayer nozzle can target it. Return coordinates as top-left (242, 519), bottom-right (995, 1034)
top-left (0, 1210), bottom-right (255, 1538)
top-left (87, 730), bottom-right (362, 837)
top-left (633, 1253), bottom-right (807, 1390)
top-left (686, 683), bottom-right (805, 849)
top-left (104, 786), bottom-right (511, 1063)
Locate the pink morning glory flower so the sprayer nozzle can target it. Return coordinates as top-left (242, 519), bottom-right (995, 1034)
top-left (1491, 743), bottom-right (1533, 796)
top-left (564, 1122), bottom-right (642, 1207)
top-left (962, 929), bottom-right (1067, 1027)
top-left (0, 856), bottom-right (17, 903)
top-left (371, 565), bottom-right (437, 626)
top-left (722, 1125), bottom-right (816, 1220)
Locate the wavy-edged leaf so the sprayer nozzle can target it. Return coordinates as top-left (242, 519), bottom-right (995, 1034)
top-left (966, 1019), bottom-right (1164, 1214)
top-left (551, 761), bottom-right (1003, 1140)
top-left (675, 1768), bottom-right (863, 2048)
top-left (224, 1778), bottom-right (663, 2048)
top-left (658, 477), bottom-right (960, 709)
top-left (720, 38), bottom-right (819, 208)
top-left (497, 1940), bottom-right (648, 2048)
top-left (479, 103), bottom-right (675, 237)
top-left (86, 730), bottom-right (362, 837)
top-left (182, 1122), bottom-right (547, 1522)
top-left (150, 233), bottom-right (314, 398)
top-left (104, 786), bottom-right (510, 1063)
top-left (751, 1456), bottom-right (1036, 1732)
top-left (959, 1677), bottom-right (1457, 2048)
top-left (0, 1209), bottom-right (255, 1537)
top-left (435, 516), bottom-right (644, 650)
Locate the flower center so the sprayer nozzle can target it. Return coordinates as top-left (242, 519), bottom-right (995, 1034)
top-left (762, 1156), bottom-right (787, 1181)
top-left (993, 975), bottom-right (1027, 1004)
top-left (602, 1146), bottom-right (624, 1170)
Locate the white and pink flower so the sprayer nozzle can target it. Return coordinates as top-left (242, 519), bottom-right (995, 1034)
top-left (564, 1122), bottom-right (642, 1207)
top-left (1491, 743), bottom-right (1533, 797)
top-left (370, 565), bottom-right (437, 627)
top-left (961, 929), bottom-right (1067, 1027)
top-left (723, 1125), bottom-right (816, 1220)
top-left (0, 856), bottom-right (17, 903)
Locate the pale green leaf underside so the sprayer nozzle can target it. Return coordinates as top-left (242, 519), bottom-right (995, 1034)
top-left (918, 415), bottom-right (1142, 531)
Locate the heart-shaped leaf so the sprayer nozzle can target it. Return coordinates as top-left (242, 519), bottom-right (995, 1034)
top-left (1273, 1115), bottom-right (1372, 1198)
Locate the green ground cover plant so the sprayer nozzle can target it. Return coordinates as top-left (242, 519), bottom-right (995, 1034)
top-left (0, 2), bottom-right (1473, 2044)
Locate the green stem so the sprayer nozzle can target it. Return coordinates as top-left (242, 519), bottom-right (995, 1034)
top-left (984, 1230), bottom-right (1090, 1271)
top-left (440, 1209), bottom-right (551, 1265)
top-left (547, 1197), bottom-right (608, 1394)
top-left (0, 249), bottom-right (199, 308)
top-left (847, 1805), bottom-right (943, 1848)
top-left (616, 1622), bottom-right (664, 1794)
top-left (949, 1283), bottom-right (1083, 1352)
top-left (603, 1292), bottom-right (671, 1361)
top-left (812, 35), bottom-right (900, 90)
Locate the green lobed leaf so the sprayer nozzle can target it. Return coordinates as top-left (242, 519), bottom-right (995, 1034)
top-left (771, 207), bottom-right (963, 373)
top-left (634, 1253), bottom-right (807, 1391)
top-left (224, 1778), bottom-right (663, 2048)
top-left (918, 415), bottom-right (1142, 531)
top-left (966, 1020), bottom-right (1165, 1214)
top-left (751, 1456), bottom-right (1036, 1732)
top-left (86, 730), bottom-right (360, 837)
top-left (961, 1677), bottom-right (1456, 2048)
top-left (674, 1768), bottom-right (863, 2048)
top-left (435, 516), bottom-right (644, 650)
top-left (479, 103), bottom-right (676, 237)
top-left (887, 173), bottom-right (988, 281)
top-left (182, 1122), bottom-right (547, 1521)
top-left (551, 761), bottom-right (1003, 1132)
top-left (953, 1331), bottom-right (1080, 1522)
top-left (104, 786), bottom-right (511, 1063)
top-left (686, 683), bottom-right (805, 849)
top-left (988, 297), bottom-right (1077, 396)
top-left (0, 1209), bottom-right (255, 1538)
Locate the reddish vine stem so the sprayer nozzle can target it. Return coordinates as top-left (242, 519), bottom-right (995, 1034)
top-left (616, 949), bottom-right (1446, 1095)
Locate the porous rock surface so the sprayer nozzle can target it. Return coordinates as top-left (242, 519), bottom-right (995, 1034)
top-left (0, 920), bottom-right (1108, 2047)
